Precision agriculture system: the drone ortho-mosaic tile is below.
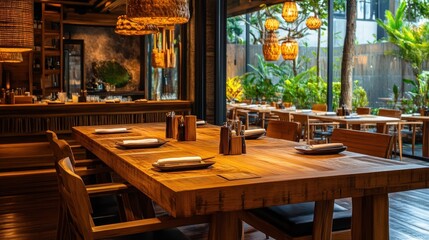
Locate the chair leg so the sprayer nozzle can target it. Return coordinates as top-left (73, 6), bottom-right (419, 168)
top-left (397, 127), bottom-right (402, 161)
top-left (412, 125), bottom-right (416, 155)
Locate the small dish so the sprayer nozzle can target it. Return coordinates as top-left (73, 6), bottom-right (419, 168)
top-left (152, 160), bottom-right (215, 172)
top-left (115, 138), bottom-right (166, 149)
top-left (294, 145), bottom-right (347, 155)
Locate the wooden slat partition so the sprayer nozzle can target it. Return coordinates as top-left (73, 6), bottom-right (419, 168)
top-left (0, 101), bottom-right (192, 141)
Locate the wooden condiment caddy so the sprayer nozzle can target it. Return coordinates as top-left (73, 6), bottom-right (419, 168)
top-left (219, 120), bottom-right (246, 155)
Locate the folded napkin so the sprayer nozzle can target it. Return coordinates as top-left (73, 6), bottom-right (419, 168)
top-left (155, 156), bottom-right (202, 166)
top-left (325, 112), bottom-right (337, 116)
top-left (301, 109), bottom-right (312, 113)
top-left (95, 128), bottom-right (128, 134)
top-left (244, 128), bottom-right (266, 136)
top-left (196, 120), bottom-right (206, 125)
top-left (308, 143), bottom-right (344, 150)
top-left (122, 138), bottom-right (158, 145)
top-left (344, 115), bottom-right (360, 119)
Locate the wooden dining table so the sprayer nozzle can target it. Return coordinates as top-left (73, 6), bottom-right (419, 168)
top-left (72, 123), bottom-right (429, 240)
top-left (292, 112), bottom-right (401, 133)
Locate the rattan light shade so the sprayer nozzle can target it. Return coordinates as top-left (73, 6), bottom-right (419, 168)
top-left (0, 52), bottom-right (23, 63)
top-left (281, 39), bottom-right (299, 60)
top-left (263, 32), bottom-right (280, 61)
top-left (265, 18), bottom-right (280, 31)
top-left (0, 0), bottom-right (34, 52)
top-left (282, 0), bottom-right (298, 23)
top-left (306, 15), bottom-right (322, 30)
top-left (126, 0), bottom-right (190, 25)
top-left (115, 15), bottom-right (159, 36)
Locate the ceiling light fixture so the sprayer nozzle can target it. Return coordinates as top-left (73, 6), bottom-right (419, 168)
top-left (0, 0), bottom-right (34, 52)
top-left (126, 0), bottom-right (190, 26)
top-left (115, 15), bottom-right (159, 36)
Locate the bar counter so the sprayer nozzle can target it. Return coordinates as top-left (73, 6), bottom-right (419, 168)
top-left (0, 100), bottom-right (192, 141)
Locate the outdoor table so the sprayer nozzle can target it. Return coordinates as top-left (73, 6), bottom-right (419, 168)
top-left (73, 123), bottom-right (429, 240)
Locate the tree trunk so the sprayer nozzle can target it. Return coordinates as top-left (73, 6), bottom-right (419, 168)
top-left (340, 0), bottom-right (357, 109)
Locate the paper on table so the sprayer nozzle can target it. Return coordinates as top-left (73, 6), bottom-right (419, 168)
top-left (122, 138), bottom-right (158, 145)
top-left (95, 128), bottom-right (128, 134)
top-left (244, 128), bottom-right (266, 136)
top-left (308, 143), bottom-right (344, 150)
top-left (155, 156), bottom-right (202, 166)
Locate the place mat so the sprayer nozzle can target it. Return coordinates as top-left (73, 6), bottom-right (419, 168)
top-left (218, 172), bottom-right (260, 181)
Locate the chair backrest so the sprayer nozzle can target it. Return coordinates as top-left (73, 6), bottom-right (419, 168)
top-left (356, 107), bottom-right (371, 115)
top-left (276, 112), bottom-right (292, 122)
top-left (46, 130), bottom-right (58, 144)
top-left (378, 108), bottom-right (401, 118)
top-left (50, 137), bottom-right (77, 166)
top-left (331, 128), bottom-right (394, 158)
top-left (57, 157), bottom-right (95, 240)
top-left (266, 121), bottom-right (301, 142)
top-left (291, 114), bottom-right (310, 142)
top-left (312, 103), bottom-right (327, 112)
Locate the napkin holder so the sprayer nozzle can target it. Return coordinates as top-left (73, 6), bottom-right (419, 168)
top-left (172, 115), bottom-right (183, 139)
top-left (219, 122), bottom-right (246, 155)
top-left (184, 115), bottom-right (197, 141)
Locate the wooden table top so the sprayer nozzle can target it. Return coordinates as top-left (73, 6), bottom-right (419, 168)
top-left (293, 112), bottom-right (401, 124)
top-left (72, 123), bottom-right (429, 218)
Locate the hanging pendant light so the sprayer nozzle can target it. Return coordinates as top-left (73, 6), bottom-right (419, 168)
top-left (0, 0), bottom-right (34, 52)
top-left (126, 0), bottom-right (190, 26)
top-left (263, 32), bottom-right (281, 61)
top-left (281, 39), bottom-right (299, 60)
top-left (265, 18), bottom-right (280, 31)
top-left (306, 15), bottom-right (322, 30)
top-left (0, 52), bottom-right (23, 63)
top-left (115, 15), bottom-right (159, 36)
top-left (282, 0), bottom-right (298, 23)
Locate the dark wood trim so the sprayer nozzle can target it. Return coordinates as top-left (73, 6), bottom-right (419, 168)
top-left (215, 0), bottom-right (227, 125)
top-left (193, 0), bottom-right (206, 119)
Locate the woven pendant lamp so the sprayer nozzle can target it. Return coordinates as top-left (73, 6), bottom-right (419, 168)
top-left (126, 0), bottom-right (190, 25)
top-left (281, 39), bottom-right (299, 60)
top-left (282, 0), bottom-right (298, 23)
top-left (0, 52), bottom-right (23, 63)
top-left (263, 32), bottom-right (281, 61)
top-left (115, 15), bottom-right (159, 36)
top-left (306, 15), bottom-right (322, 30)
top-left (265, 18), bottom-right (280, 31)
top-left (0, 0), bottom-right (34, 52)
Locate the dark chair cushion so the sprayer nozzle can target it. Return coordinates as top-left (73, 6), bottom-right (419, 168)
top-left (249, 202), bottom-right (351, 237)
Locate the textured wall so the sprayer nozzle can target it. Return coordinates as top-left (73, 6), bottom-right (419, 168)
top-left (64, 26), bottom-right (141, 91)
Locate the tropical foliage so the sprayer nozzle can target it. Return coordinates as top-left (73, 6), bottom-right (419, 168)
top-left (226, 76), bottom-right (244, 102)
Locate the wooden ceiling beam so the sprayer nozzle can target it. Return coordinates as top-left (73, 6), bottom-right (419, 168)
top-left (63, 12), bottom-right (120, 26)
top-left (36, 0), bottom-right (93, 6)
top-left (227, 0), bottom-right (299, 17)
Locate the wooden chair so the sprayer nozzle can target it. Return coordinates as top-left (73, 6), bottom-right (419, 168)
top-left (311, 103), bottom-right (327, 112)
top-left (241, 129), bottom-right (394, 240)
top-left (331, 128), bottom-right (394, 159)
top-left (356, 107), bottom-right (371, 115)
top-left (292, 114), bottom-right (336, 144)
top-left (266, 121), bottom-right (300, 142)
top-left (57, 157), bottom-right (208, 240)
top-left (377, 109), bottom-right (410, 160)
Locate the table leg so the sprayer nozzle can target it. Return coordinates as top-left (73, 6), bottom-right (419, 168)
top-left (352, 194), bottom-right (389, 240)
top-left (423, 122), bottom-right (429, 157)
top-left (313, 200), bottom-right (334, 240)
top-left (208, 211), bottom-right (242, 240)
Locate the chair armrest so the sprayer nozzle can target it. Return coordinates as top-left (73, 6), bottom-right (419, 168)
top-left (75, 158), bottom-right (104, 167)
top-left (92, 215), bottom-right (209, 239)
top-left (86, 182), bottom-right (131, 196)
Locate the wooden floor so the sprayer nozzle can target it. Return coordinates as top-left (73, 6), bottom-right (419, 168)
top-left (2, 157), bottom-right (429, 240)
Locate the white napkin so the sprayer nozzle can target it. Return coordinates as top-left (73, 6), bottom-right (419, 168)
top-left (325, 112), bottom-right (337, 116)
top-left (244, 128), bottom-right (266, 136)
top-left (122, 138), bottom-right (158, 145)
top-left (196, 120), bottom-right (206, 125)
top-left (95, 128), bottom-right (128, 134)
top-left (308, 143), bottom-right (344, 150)
top-left (155, 156), bottom-right (202, 166)
top-left (301, 109), bottom-right (312, 113)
